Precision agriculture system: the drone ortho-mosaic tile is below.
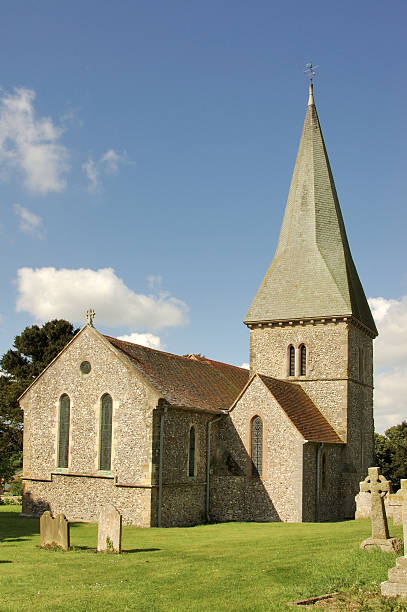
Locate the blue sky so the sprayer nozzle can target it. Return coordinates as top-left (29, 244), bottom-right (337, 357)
top-left (0, 1), bottom-right (406, 431)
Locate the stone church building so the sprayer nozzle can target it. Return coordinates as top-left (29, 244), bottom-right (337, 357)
top-left (20, 83), bottom-right (377, 526)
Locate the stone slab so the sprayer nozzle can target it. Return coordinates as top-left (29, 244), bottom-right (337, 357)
top-left (40, 511), bottom-right (70, 550)
top-left (97, 504), bottom-right (122, 552)
top-left (381, 579), bottom-right (407, 598)
top-left (360, 537), bottom-right (402, 554)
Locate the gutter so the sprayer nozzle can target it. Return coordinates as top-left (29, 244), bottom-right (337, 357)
top-left (315, 442), bottom-right (324, 522)
top-left (206, 414), bottom-right (225, 523)
top-left (157, 404), bottom-right (168, 528)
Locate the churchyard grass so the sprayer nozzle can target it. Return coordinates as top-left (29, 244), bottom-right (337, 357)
top-left (0, 505), bottom-right (405, 611)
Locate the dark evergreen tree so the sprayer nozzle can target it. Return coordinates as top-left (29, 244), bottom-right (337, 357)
top-left (374, 422), bottom-right (407, 491)
top-left (0, 320), bottom-right (78, 483)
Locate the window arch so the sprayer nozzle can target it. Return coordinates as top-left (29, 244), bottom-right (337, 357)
top-left (288, 345), bottom-right (295, 377)
top-left (99, 393), bottom-right (112, 471)
top-left (300, 344), bottom-right (307, 376)
top-left (188, 426), bottom-right (196, 478)
top-left (251, 416), bottom-right (263, 477)
top-left (57, 394), bottom-right (70, 468)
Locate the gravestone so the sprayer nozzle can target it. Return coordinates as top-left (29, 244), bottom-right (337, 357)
top-left (382, 479), bottom-right (407, 598)
top-left (40, 511), bottom-right (70, 550)
top-left (359, 467), bottom-right (401, 553)
top-left (97, 504), bottom-right (122, 552)
top-left (388, 489), bottom-right (403, 526)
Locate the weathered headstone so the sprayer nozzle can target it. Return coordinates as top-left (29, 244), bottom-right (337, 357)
top-left (359, 467), bottom-right (401, 553)
top-left (40, 511), bottom-right (70, 550)
top-left (382, 479), bottom-right (407, 598)
top-left (97, 504), bottom-right (122, 552)
top-left (388, 489), bottom-right (403, 526)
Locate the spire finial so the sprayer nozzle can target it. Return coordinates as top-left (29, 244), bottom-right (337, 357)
top-left (304, 63), bottom-right (318, 106)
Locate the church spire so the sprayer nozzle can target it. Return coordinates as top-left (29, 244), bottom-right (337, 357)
top-left (244, 80), bottom-right (377, 336)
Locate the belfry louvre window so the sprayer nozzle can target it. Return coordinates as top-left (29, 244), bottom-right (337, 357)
top-left (99, 393), bottom-right (113, 471)
top-left (289, 345), bottom-right (295, 376)
top-left (251, 416), bottom-right (263, 477)
top-left (57, 394), bottom-right (70, 468)
top-left (300, 344), bottom-right (307, 376)
top-left (188, 426), bottom-right (196, 478)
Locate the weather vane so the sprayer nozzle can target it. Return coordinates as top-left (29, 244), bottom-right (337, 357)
top-left (304, 62), bottom-right (319, 83)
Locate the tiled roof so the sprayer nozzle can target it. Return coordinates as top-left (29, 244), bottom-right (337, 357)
top-left (244, 89), bottom-right (377, 336)
top-left (105, 336), bottom-right (250, 413)
top-left (258, 374), bottom-right (343, 444)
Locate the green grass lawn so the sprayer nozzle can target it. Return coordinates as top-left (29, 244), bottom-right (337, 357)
top-left (0, 505), bottom-right (405, 611)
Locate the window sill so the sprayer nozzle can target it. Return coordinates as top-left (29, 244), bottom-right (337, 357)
top-left (54, 467), bottom-right (68, 473)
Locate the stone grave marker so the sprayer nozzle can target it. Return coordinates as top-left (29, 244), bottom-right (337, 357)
top-left (97, 504), bottom-right (122, 552)
top-left (359, 467), bottom-right (401, 553)
top-left (40, 511), bottom-right (70, 550)
top-left (382, 479), bottom-right (407, 598)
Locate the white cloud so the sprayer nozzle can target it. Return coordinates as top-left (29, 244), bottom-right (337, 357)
top-left (117, 332), bottom-right (164, 350)
top-left (83, 149), bottom-right (130, 191)
top-left (82, 157), bottom-right (99, 192)
top-left (369, 296), bottom-right (407, 433)
top-left (15, 267), bottom-right (189, 330)
top-left (0, 87), bottom-right (68, 194)
top-left (240, 362), bottom-right (250, 370)
top-left (13, 203), bottom-right (44, 238)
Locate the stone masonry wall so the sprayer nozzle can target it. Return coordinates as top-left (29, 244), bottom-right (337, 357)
top-left (21, 327), bottom-right (161, 525)
top-left (210, 377), bottom-right (304, 522)
top-left (249, 321), bottom-right (349, 440)
top-left (152, 407), bottom-right (212, 527)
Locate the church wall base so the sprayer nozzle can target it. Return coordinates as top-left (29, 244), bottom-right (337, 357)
top-left (22, 476), bottom-right (152, 527)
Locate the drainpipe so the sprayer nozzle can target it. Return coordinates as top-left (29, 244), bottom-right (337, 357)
top-left (206, 414), bottom-right (224, 523)
top-left (157, 404), bottom-right (168, 528)
top-left (315, 443), bottom-right (324, 522)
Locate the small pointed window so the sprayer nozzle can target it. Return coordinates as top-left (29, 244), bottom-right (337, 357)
top-left (99, 393), bottom-right (112, 472)
top-left (289, 345), bottom-right (295, 376)
top-left (251, 416), bottom-right (263, 477)
top-left (188, 426), bottom-right (196, 478)
top-left (300, 344), bottom-right (307, 376)
top-left (58, 394), bottom-right (70, 468)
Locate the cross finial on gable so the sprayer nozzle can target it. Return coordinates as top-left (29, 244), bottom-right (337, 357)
top-left (85, 308), bottom-right (95, 327)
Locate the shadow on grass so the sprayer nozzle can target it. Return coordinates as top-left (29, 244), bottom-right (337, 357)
top-left (0, 560), bottom-right (12, 563)
top-left (71, 546), bottom-right (161, 554)
top-left (0, 511), bottom-right (39, 543)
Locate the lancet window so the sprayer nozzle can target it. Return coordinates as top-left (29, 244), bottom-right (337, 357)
top-left (57, 394), bottom-right (70, 468)
top-left (188, 426), bottom-right (196, 478)
top-left (289, 345), bottom-right (295, 376)
top-left (251, 416), bottom-right (263, 477)
top-left (99, 393), bottom-right (113, 472)
top-left (300, 344), bottom-right (307, 376)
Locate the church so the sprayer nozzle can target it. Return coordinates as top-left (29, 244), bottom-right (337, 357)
top-left (20, 81), bottom-right (377, 527)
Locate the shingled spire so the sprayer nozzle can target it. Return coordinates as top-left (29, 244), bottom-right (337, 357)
top-left (244, 82), bottom-right (377, 336)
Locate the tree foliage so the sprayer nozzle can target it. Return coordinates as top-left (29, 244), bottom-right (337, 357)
top-left (0, 320), bottom-right (78, 482)
top-left (374, 421), bottom-right (407, 491)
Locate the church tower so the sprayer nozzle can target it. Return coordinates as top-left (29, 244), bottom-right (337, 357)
top-left (244, 81), bottom-right (377, 516)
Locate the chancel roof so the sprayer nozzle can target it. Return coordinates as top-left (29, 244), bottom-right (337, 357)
top-left (244, 84), bottom-right (377, 336)
top-left (105, 335), bottom-right (250, 413)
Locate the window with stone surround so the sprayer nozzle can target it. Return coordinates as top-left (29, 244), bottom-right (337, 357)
top-left (288, 345), bottom-right (295, 376)
top-left (57, 394), bottom-right (70, 468)
top-left (188, 426), bottom-right (196, 478)
top-left (99, 393), bottom-right (113, 472)
top-left (251, 416), bottom-right (263, 477)
top-left (300, 344), bottom-right (307, 376)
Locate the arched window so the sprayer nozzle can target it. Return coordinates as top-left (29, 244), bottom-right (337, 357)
top-left (300, 344), bottom-right (307, 376)
top-left (251, 416), bottom-right (263, 477)
top-left (289, 345), bottom-right (295, 376)
top-left (99, 393), bottom-right (112, 472)
top-left (188, 426), bottom-right (196, 478)
top-left (321, 452), bottom-right (327, 490)
top-left (57, 394), bottom-right (70, 468)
